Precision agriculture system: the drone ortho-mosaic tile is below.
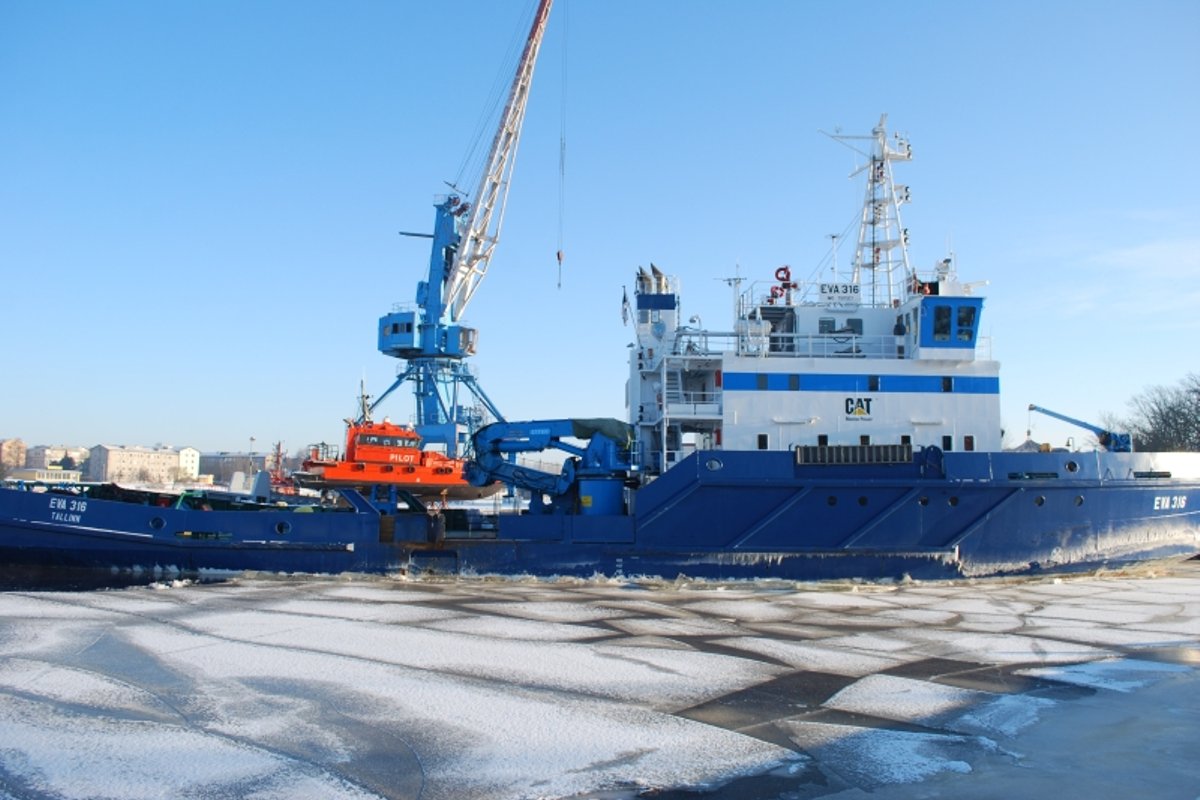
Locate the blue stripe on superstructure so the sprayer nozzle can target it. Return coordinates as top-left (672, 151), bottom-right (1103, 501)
top-left (723, 373), bottom-right (999, 394)
top-left (948, 376), bottom-right (1000, 394)
top-left (878, 375), bottom-right (941, 392)
top-left (801, 374), bottom-right (867, 391)
top-left (766, 373), bottom-right (791, 391)
top-left (722, 373), bottom-right (757, 390)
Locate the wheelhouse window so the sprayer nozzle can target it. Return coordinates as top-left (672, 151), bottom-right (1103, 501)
top-left (357, 434), bottom-right (419, 448)
top-left (757, 434), bottom-right (769, 450)
top-left (956, 306), bottom-right (977, 342)
top-left (933, 306), bottom-right (952, 341)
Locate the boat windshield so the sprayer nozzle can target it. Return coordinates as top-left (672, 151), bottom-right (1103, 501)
top-left (355, 434), bottom-right (420, 448)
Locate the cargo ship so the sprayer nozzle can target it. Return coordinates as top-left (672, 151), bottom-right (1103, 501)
top-left (2, 117), bottom-right (1197, 585)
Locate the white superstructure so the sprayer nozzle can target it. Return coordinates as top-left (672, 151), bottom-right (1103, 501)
top-left (628, 117), bottom-right (1001, 475)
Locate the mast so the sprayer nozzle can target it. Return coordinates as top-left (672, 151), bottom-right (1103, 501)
top-left (826, 114), bottom-right (913, 307)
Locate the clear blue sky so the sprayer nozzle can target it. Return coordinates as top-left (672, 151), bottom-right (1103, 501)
top-left (3, 0), bottom-right (1197, 454)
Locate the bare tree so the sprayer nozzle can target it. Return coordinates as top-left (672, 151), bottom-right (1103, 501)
top-left (1124, 373), bottom-right (1200, 452)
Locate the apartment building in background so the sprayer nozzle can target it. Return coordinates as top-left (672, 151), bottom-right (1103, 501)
top-left (86, 445), bottom-right (201, 484)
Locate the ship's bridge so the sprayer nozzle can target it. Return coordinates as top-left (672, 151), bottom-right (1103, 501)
top-left (628, 272), bottom-right (999, 475)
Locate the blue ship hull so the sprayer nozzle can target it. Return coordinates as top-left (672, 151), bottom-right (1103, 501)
top-left (430, 449), bottom-right (1200, 580)
top-left (4, 448), bottom-right (1196, 586)
top-left (0, 484), bottom-right (432, 588)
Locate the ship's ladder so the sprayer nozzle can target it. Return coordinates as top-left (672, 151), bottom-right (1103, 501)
top-left (664, 371), bottom-right (683, 404)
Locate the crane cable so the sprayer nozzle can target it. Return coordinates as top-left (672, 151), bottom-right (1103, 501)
top-left (555, 1), bottom-right (568, 289)
top-left (453, 6), bottom-right (533, 197)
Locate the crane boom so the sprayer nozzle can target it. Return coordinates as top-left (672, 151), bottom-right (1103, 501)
top-left (372, 0), bottom-right (554, 457)
top-left (444, 0), bottom-right (553, 324)
top-left (1027, 404), bottom-right (1133, 452)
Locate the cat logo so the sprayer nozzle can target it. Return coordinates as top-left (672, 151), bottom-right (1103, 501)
top-left (845, 397), bottom-right (874, 419)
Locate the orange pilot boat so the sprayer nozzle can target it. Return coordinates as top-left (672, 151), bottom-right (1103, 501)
top-left (296, 415), bottom-right (501, 501)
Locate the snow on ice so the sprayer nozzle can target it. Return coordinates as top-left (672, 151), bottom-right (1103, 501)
top-left (0, 563), bottom-right (1198, 799)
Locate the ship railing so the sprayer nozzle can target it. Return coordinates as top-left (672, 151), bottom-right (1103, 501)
top-left (307, 442), bottom-right (341, 461)
top-left (675, 329), bottom-right (991, 360)
top-left (675, 330), bottom-right (891, 358)
top-left (757, 332), bottom-right (895, 358)
top-left (662, 389), bottom-right (722, 418)
top-left (674, 332), bottom-right (734, 355)
top-left (643, 448), bottom-right (692, 473)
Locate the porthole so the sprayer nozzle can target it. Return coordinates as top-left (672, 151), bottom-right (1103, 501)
top-left (858, 496), bottom-right (869, 507)
top-left (1066, 460), bottom-right (1079, 473)
top-left (705, 458), bottom-right (723, 471)
top-left (1034, 496), bottom-right (1046, 506)
top-left (918, 496), bottom-right (930, 506)
top-left (1075, 495), bottom-right (1085, 506)
top-left (149, 517), bottom-right (165, 531)
top-left (948, 496), bottom-right (959, 507)
top-left (827, 496), bottom-right (838, 506)
top-left (275, 521), bottom-right (292, 535)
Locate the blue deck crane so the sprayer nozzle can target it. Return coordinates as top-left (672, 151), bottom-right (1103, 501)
top-left (466, 418), bottom-right (635, 515)
top-left (1028, 404), bottom-right (1134, 452)
top-left (370, 0), bottom-right (554, 458)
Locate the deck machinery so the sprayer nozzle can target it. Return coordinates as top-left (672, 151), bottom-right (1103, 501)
top-left (1028, 404), bottom-right (1134, 452)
